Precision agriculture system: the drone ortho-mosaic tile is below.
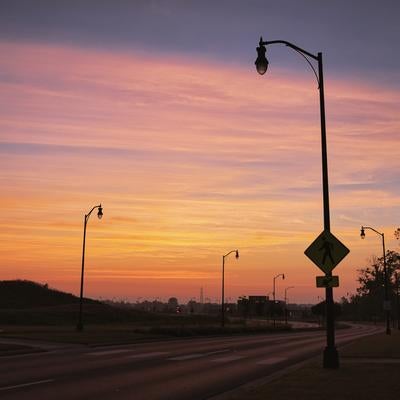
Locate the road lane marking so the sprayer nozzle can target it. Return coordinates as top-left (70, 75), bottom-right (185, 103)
top-left (257, 357), bottom-right (287, 365)
top-left (211, 355), bottom-right (245, 363)
top-left (128, 351), bottom-right (170, 359)
top-left (0, 379), bottom-right (54, 392)
top-left (168, 349), bottom-right (230, 361)
top-left (87, 349), bottom-right (134, 356)
top-left (168, 353), bottom-right (203, 361)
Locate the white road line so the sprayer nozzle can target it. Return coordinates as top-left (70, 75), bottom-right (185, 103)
top-left (211, 355), bottom-right (245, 363)
top-left (257, 357), bottom-right (287, 365)
top-left (0, 379), bottom-right (54, 392)
top-left (87, 349), bottom-right (133, 356)
top-left (168, 353), bottom-right (204, 361)
top-left (128, 351), bottom-right (170, 359)
top-left (168, 349), bottom-right (230, 361)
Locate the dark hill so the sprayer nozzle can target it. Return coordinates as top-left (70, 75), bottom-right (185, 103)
top-left (0, 280), bottom-right (98, 309)
top-left (0, 280), bottom-right (158, 325)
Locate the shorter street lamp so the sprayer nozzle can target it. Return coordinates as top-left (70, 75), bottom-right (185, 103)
top-left (77, 204), bottom-right (103, 332)
top-left (284, 286), bottom-right (294, 324)
top-left (272, 273), bottom-right (285, 326)
top-left (273, 274), bottom-right (285, 302)
top-left (395, 272), bottom-right (400, 331)
top-left (360, 226), bottom-right (391, 335)
top-left (221, 249), bottom-right (239, 328)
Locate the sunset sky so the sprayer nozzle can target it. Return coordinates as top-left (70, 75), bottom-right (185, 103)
top-left (1, 0), bottom-right (399, 304)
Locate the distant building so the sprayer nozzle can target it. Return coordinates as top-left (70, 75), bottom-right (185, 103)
top-left (237, 295), bottom-right (292, 318)
top-left (201, 302), bottom-right (220, 314)
top-left (167, 297), bottom-right (179, 312)
top-left (286, 303), bottom-right (313, 319)
top-left (238, 295), bottom-right (271, 317)
top-left (249, 296), bottom-right (269, 316)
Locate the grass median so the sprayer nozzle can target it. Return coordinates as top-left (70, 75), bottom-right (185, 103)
top-left (0, 320), bottom-right (294, 348)
top-left (224, 328), bottom-right (400, 400)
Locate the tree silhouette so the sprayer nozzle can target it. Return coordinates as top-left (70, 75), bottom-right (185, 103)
top-left (357, 251), bottom-right (400, 297)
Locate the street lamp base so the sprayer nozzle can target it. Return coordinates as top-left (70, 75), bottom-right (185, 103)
top-left (323, 346), bottom-right (339, 369)
top-left (76, 322), bottom-right (84, 332)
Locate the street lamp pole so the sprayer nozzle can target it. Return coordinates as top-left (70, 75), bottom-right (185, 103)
top-left (221, 249), bottom-right (239, 328)
top-left (396, 272), bottom-right (400, 330)
top-left (284, 286), bottom-right (294, 324)
top-left (360, 226), bottom-right (391, 335)
top-left (255, 37), bottom-right (338, 368)
top-left (272, 273), bottom-right (285, 326)
top-left (77, 204), bottom-right (103, 332)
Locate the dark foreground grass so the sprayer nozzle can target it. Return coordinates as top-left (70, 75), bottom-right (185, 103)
top-left (228, 361), bottom-right (400, 400)
top-left (224, 329), bottom-right (400, 400)
top-left (341, 328), bottom-right (400, 358)
top-left (0, 325), bottom-right (156, 345)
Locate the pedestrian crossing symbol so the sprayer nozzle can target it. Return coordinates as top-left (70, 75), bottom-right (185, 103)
top-left (304, 230), bottom-right (349, 274)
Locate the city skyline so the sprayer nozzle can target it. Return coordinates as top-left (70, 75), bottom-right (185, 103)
top-left (1, 1), bottom-right (399, 303)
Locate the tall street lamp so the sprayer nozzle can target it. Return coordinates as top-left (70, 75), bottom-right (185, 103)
top-left (360, 226), bottom-right (391, 335)
top-left (272, 273), bottom-right (285, 326)
top-left (284, 286), bottom-right (294, 324)
top-left (255, 37), bottom-right (338, 368)
top-left (221, 249), bottom-right (239, 328)
top-left (77, 204), bottom-right (103, 332)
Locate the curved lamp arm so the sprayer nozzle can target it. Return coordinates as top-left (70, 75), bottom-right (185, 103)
top-left (256, 37), bottom-right (320, 87)
top-left (361, 226), bottom-right (383, 238)
top-left (85, 204), bottom-right (103, 222)
top-left (259, 38), bottom-right (318, 61)
top-left (223, 249), bottom-right (239, 259)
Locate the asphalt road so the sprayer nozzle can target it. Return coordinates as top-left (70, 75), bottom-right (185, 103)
top-left (0, 324), bottom-right (381, 400)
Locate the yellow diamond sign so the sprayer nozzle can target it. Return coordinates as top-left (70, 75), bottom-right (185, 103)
top-left (305, 230), bottom-right (349, 274)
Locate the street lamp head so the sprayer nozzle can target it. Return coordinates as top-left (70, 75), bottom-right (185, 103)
top-left (255, 38), bottom-right (268, 75)
top-left (360, 226), bottom-right (365, 239)
top-left (97, 205), bottom-right (103, 219)
top-left (282, 273), bottom-right (285, 280)
top-left (235, 250), bottom-right (239, 259)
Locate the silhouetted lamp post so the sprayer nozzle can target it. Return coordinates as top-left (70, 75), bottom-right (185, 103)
top-left (273, 274), bottom-right (285, 303)
top-left (360, 226), bottom-right (391, 335)
top-left (284, 286), bottom-right (294, 324)
top-left (255, 37), bottom-right (338, 368)
top-left (221, 249), bottom-right (239, 328)
top-left (272, 273), bottom-right (285, 326)
top-left (77, 204), bottom-right (103, 332)
top-left (395, 272), bottom-right (400, 330)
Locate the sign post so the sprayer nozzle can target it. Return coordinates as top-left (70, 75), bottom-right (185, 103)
top-left (316, 275), bottom-right (339, 288)
top-left (305, 230), bottom-right (349, 369)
